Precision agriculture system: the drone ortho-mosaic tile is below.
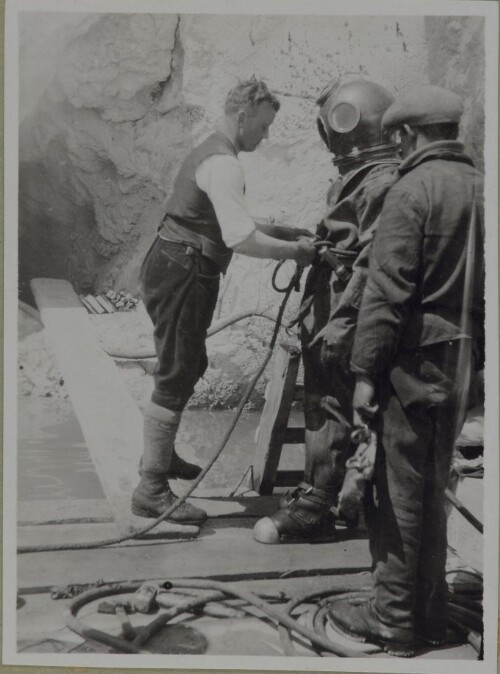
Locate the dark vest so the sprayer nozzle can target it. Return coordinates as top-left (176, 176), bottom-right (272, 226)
top-left (160, 131), bottom-right (238, 273)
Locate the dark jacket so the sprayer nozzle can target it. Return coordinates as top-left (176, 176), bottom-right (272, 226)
top-left (302, 159), bottom-right (399, 360)
top-left (351, 141), bottom-right (484, 379)
top-left (318, 159), bottom-right (400, 254)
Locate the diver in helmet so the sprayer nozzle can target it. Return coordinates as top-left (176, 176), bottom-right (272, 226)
top-left (254, 79), bottom-right (401, 544)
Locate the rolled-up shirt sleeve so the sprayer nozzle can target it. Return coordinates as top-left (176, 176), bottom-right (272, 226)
top-left (195, 154), bottom-right (256, 249)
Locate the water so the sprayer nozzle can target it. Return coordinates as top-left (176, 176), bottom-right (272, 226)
top-left (17, 397), bottom-right (305, 501)
top-left (17, 398), bottom-right (106, 500)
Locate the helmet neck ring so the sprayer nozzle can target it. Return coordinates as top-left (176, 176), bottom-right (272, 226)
top-left (332, 142), bottom-right (401, 172)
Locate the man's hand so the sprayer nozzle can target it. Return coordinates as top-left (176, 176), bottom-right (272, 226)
top-left (292, 237), bottom-right (316, 267)
top-left (318, 312), bottom-right (357, 368)
top-left (293, 227), bottom-right (316, 240)
top-left (232, 230), bottom-right (316, 264)
top-left (253, 221), bottom-right (315, 242)
top-left (352, 374), bottom-right (378, 427)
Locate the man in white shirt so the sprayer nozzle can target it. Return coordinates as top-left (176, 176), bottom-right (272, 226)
top-left (132, 79), bottom-right (316, 525)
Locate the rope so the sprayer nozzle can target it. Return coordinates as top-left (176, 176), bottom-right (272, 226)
top-left (18, 265), bottom-right (301, 555)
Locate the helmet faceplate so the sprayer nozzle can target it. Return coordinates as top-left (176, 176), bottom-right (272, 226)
top-left (317, 79), bottom-right (400, 168)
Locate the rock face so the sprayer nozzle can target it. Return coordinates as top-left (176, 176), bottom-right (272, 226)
top-left (425, 16), bottom-right (485, 171)
top-left (19, 13), bottom-right (186, 299)
top-left (18, 13), bottom-right (485, 407)
top-left (18, 13), bottom-right (433, 298)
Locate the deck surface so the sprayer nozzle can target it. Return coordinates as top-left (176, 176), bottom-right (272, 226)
top-left (18, 515), bottom-right (370, 590)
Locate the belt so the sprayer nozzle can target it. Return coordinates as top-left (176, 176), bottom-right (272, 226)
top-left (159, 217), bottom-right (232, 273)
top-left (158, 235), bottom-right (201, 258)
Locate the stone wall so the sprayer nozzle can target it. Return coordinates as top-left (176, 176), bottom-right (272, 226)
top-left (17, 13), bottom-right (485, 406)
top-left (425, 16), bottom-right (485, 171)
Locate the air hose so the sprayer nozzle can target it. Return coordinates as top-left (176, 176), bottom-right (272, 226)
top-left (278, 585), bottom-right (483, 658)
top-left (64, 577), bottom-right (482, 657)
top-left (106, 308), bottom-right (280, 360)
top-left (18, 264), bottom-right (301, 555)
top-left (65, 578), bottom-right (370, 657)
top-left (165, 578), bottom-right (365, 657)
top-left (277, 586), bottom-right (377, 656)
top-left (19, 299), bottom-right (280, 360)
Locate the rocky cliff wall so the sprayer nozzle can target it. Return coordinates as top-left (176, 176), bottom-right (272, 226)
top-left (19, 13), bottom-right (430, 303)
top-left (425, 16), bottom-right (485, 171)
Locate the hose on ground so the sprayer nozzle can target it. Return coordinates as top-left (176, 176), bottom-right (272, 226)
top-left (277, 587), bottom-right (377, 656)
top-left (164, 578), bottom-right (365, 657)
top-left (65, 578), bottom-right (369, 657)
top-left (64, 577), bottom-right (483, 657)
top-left (18, 266), bottom-right (301, 554)
top-left (65, 583), bottom-right (143, 654)
top-left (279, 584), bottom-right (483, 658)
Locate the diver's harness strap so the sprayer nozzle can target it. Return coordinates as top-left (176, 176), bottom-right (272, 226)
top-left (314, 242), bottom-right (357, 284)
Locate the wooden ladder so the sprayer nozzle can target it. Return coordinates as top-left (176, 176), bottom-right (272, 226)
top-left (252, 339), bottom-right (305, 495)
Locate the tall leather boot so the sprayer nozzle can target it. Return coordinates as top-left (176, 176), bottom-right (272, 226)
top-left (253, 482), bottom-right (336, 544)
top-left (140, 402), bottom-right (202, 479)
top-left (131, 403), bottom-right (206, 524)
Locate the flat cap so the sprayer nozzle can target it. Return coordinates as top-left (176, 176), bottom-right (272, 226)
top-left (382, 85), bottom-right (463, 130)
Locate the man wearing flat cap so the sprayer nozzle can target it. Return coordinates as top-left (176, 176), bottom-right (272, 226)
top-left (327, 85), bottom-right (485, 656)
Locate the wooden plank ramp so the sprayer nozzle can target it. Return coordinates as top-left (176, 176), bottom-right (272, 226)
top-left (29, 278), bottom-right (195, 538)
top-left (18, 521), bottom-right (371, 591)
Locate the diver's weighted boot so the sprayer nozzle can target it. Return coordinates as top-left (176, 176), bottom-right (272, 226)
top-left (253, 482), bottom-right (337, 544)
top-left (131, 471), bottom-right (207, 524)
